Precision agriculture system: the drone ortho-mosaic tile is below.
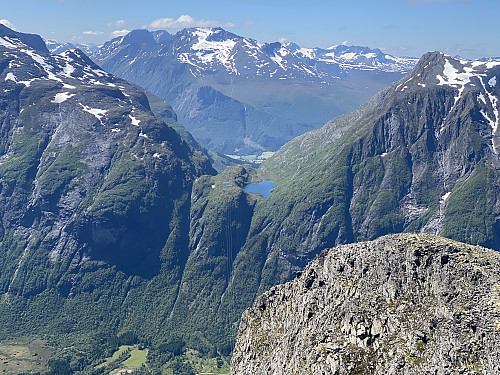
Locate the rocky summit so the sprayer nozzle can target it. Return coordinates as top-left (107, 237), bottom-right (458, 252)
top-left (231, 233), bottom-right (500, 374)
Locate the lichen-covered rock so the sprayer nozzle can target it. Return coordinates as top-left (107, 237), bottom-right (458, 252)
top-left (231, 233), bottom-right (500, 374)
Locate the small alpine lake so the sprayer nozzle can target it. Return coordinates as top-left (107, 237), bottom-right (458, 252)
top-left (244, 180), bottom-right (277, 198)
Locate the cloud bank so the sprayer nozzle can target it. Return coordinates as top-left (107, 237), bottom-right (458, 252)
top-left (83, 30), bottom-right (104, 35)
top-left (108, 19), bottom-right (126, 28)
top-left (146, 15), bottom-right (235, 30)
top-left (111, 29), bottom-right (130, 37)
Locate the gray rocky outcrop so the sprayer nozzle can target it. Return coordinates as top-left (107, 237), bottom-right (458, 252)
top-left (232, 233), bottom-right (500, 374)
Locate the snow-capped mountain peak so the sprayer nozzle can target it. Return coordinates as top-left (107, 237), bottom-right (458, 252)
top-left (91, 27), bottom-right (417, 82)
top-left (44, 38), bottom-right (99, 56)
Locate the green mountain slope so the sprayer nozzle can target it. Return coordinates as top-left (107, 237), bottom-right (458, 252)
top-left (0, 25), bottom-right (218, 371)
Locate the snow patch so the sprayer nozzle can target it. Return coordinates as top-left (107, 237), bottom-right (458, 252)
top-left (129, 114), bottom-right (140, 126)
top-left (80, 104), bottom-right (107, 123)
top-left (63, 63), bottom-right (75, 77)
top-left (297, 47), bottom-right (315, 59)
top-left (436, 58), bottom-right (474, 106)
top-left (489, 76), bottom-right (497, 87)
top-left (270, 45), bottom-right (289, 71)
top-left (0, 37), bottom-right (17, 49)
top-left (5, 72), bottom-right (16, 82)
top-left (111, 128), bottom-right (121, 133)
top-left (189, 28), bottom-right (238, 74)
top-left (51, 92), bottom-right (75, 104)
top-left (436, 59), bottom-right (472, 88)
top-left (339, 52), bottom-right (357, 60)
top-left (440, 192), bottom-right (451, 203)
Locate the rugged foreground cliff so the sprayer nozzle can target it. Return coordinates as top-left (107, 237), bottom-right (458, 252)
top-left (231, 234), bottom-right (500, 374)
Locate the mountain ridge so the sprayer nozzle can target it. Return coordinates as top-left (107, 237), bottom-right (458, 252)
top-left (87, 27), bottom-right (417, 155)
top-left (0, 25), bottom-right (221, 369)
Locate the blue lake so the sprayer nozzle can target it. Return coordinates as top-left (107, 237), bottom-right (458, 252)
top-left (244, 180), bottom-right (277, 198)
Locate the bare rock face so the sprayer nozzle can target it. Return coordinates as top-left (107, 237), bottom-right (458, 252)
top-left (231, 234), bottom-right (500, 374)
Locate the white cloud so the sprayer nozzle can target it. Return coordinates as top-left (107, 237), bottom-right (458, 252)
top-left (111, 29), bottom-right (130, 37)
top-left (107, 19), bottom-right (126, 27)
top-left (278, 37), bottom-right (288, 43)
top-left (341, 40), bottom-right (349, 45)
top-left (83, 30), bottom-right (104, 35)
top-left (146, 14), bottom-right (235, 30)
top-left (0, 19), bottom-right (16, 30)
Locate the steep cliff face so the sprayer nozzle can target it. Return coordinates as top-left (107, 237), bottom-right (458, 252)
top-left (232, 234), bottom-right (500, 374)
top-left (0, 25), bottom-right (215, 351)
top-left (251, 52), bottom-right (500, 288)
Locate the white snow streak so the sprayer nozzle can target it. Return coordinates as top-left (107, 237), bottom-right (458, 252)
top-left (440, 192), bottom-right (451, 203)
top-left (22, 49), bottom-right (63, 83)
top-left (0, 36), bottom-right (17, 49)
top-left (80, 104), bottom-right (107, 123)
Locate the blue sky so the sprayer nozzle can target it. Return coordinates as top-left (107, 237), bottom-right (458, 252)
top-left (0, 0), bottom-right (497, 59)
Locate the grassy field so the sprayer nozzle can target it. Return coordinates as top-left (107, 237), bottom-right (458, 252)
top-left (122, 348), bottom-right (148, 367)
top-left (184, 350), bottom-right (230, 375)
top-left (98, 345), bottom-right (148, 374)
top-left (95, 345), bottom-right (133, 369)
top-left (0, 338), bottom-right (52, 374)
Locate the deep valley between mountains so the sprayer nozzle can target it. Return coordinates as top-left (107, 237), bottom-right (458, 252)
top-left (0, 22), bottom-right (500, 375)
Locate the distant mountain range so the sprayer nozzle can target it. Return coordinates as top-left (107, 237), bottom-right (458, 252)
top-left (60, 27), bottom-right (417, 155)
top-left (44, 39), bottom-right (100, 56)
